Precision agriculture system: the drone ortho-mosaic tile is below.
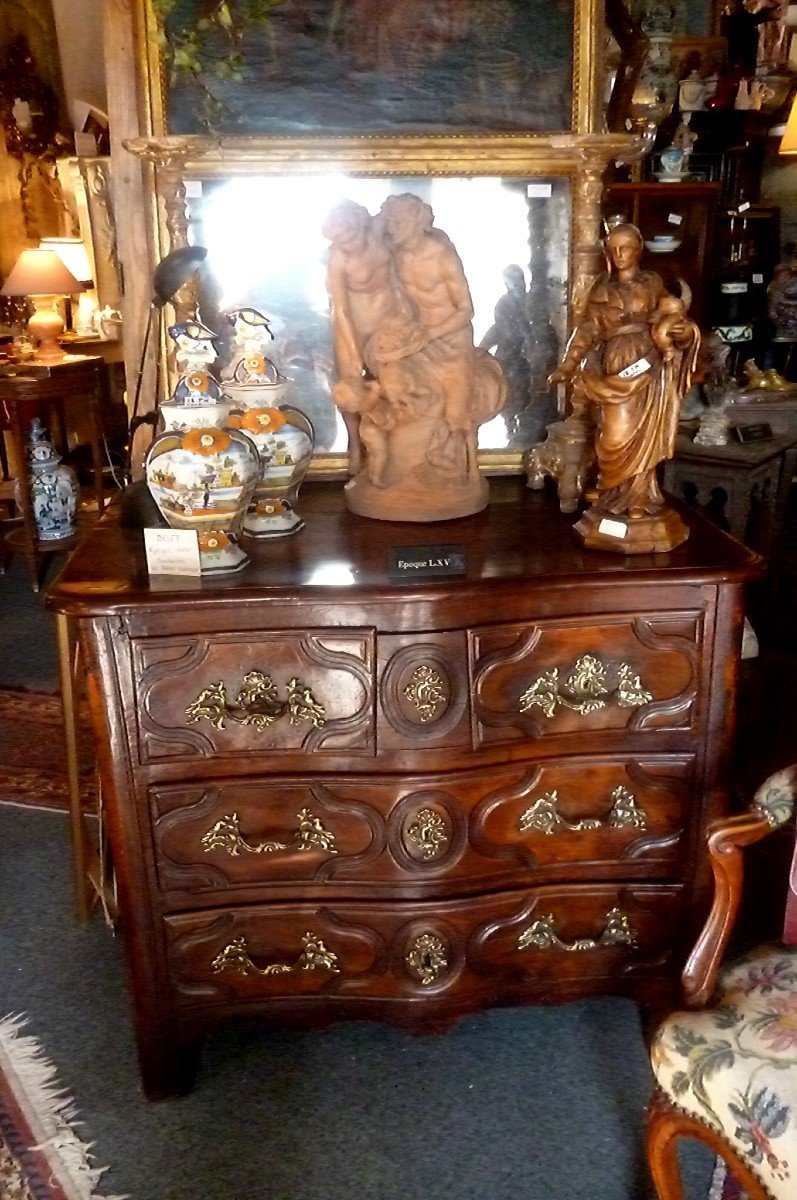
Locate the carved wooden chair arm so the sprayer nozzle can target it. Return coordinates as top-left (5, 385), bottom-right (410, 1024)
top-left (680, 765), bottom-right (797, 1009)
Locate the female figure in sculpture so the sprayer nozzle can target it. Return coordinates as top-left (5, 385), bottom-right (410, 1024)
top-left (549, 222), bottom-right (699, 550)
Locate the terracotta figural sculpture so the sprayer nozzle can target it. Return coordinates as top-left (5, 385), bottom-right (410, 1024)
top-left (549, 222), bottom-right (700, 553)
top-left (323, 194), bottom-right (505, 522)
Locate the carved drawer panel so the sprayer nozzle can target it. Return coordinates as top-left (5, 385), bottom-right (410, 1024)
top-left (150, 755), bottom-right (691, 900)
top-left (376, 632), bottom-right (471, 752)
top-left (132, 630), bottom-right (374, 764)
top-left (471, 611), bottom-right (702, 746)
top-left (165, 884), bottom-right (683, 1012)
top-left (469, 754), bottom-right (692, 879)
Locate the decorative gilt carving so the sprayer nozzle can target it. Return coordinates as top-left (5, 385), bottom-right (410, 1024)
top-left (406, 808), bottom-right (449, 860)
top-left (405, 933), bottom-right (448, 985)
top-left (403, 665), bottom-right (448, 723)
top-left (211, 932), bottom-right (340, 977)
top-left (185, 671), bottom-right (326, 731)
top-left (517, 908), bottom-right (637, 953)
top-left (518, 655), bottom-right (653, 719)
top-left (201, 809), bottom-right (337, 857)
top-left (519, 786), bottom-right (647, 835)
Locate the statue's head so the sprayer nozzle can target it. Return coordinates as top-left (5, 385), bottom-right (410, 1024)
top-left (605, 223), bottom-right (643, 271)
top-left (321, 199), bottom-right (370, 246)
top-left (380, 193), bottom-right (434, 245)
top-left (503, 264), bottom-right (526, 294)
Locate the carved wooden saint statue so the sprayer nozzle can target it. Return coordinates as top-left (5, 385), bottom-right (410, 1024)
top-left (549, 222), bottom-right (700, 553)
top-left (322, 193), bottom-right (505, 521)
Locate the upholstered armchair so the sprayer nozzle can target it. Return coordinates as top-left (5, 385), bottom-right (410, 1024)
top-left (647, 765), bottom-right (797, 1200)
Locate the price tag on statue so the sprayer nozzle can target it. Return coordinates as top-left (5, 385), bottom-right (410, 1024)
top-left (618, 358), bottom-right (650, 379)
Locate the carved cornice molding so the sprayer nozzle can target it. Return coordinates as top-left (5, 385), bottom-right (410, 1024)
top-left (124, 132), bottom-right (640, 178)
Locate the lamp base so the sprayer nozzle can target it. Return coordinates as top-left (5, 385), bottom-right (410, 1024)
top-left (28, 297), bottom-right (66, 362)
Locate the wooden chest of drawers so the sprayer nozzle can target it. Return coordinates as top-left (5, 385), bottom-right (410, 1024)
top-left (47, 479), bottom-right (759, 1098)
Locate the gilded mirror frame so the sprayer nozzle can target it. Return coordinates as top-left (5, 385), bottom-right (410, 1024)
top-left (121, 0), bottom-right (641, 476)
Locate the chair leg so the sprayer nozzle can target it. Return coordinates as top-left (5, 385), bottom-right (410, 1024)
top-left (647, 1091), bottom-right (687, 1200)
top-left (647, 1090), bottom-right (774, 1200)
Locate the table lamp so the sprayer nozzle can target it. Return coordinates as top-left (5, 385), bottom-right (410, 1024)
top-left (39, 237), bottom-right (96, 337)
top-left (0, 248), bottom-right (84, 361)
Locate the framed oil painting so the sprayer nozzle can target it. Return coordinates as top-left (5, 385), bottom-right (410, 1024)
top-left (146, 0), bottom-right (581, 136)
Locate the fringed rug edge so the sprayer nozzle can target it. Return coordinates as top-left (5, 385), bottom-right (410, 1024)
top-left (0, 1014), bottom-right (127, 1200)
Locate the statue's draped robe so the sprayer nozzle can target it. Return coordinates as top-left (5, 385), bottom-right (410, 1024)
top-left (562, 269), bottom-right (699, 516)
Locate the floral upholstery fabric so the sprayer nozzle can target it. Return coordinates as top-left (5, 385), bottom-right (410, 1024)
top-left (652, 944), bottom-right (797, 1199)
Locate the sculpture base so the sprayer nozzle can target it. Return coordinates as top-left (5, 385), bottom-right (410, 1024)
top-left (344, 470), bottom-right (489, 523)
top-left (573, 504), bottom-right (690, 554)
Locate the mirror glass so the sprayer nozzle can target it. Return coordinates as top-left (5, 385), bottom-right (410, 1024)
top-left (186, 173), bottom-right (571, 458)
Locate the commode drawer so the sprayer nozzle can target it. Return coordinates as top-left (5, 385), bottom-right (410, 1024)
top-left (150, 755), bottom-right (693, 901)
top-left (471, 610), bottom-right (704, 747)
top-left (165, 884), bottom-right (684, 1012)
top-left (132, 629), bottom-right (375, 765)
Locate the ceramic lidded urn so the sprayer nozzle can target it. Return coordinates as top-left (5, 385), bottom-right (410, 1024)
top-left (145, 318), bottom-right (260, 574)
top-left (221, 307), bottom-right (314, 537)
top-left (16, 417), bottom-right (79, 541)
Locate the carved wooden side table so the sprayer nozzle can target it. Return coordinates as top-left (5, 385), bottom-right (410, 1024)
top-left (0, 355), bottom-right (108, 591)
top-left (46, 479), bottom-right (760, 1098)
top-left (663, 433), bottom-right (797, 560)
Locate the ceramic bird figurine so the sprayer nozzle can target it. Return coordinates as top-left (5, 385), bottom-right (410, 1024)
top-left (227, 307), bottom-right (275, 344)
top-left (168, 320), bottom-right (218, 368)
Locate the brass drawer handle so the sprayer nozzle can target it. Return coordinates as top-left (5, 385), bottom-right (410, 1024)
top-left (211, 932), bottom-right (340, 977)
top-left (403, 664), bottom-right (448, 722)
top-left (201, 809), bottom-right (337, 857)
top-left (519, 786), bottom-right (647, 836)
top-left (185, 670), bottom-right (326, 731)
top-left (517, 907), bottom-right (637, 954)
top-left (518, 654), bottom-right (652, 719)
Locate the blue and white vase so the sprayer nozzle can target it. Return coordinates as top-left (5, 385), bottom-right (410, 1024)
top-left (16, 417), bottom-right (79, 541)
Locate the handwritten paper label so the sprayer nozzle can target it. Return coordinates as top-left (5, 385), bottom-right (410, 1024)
top-left (526, 182), bottom-right (552, 197)
top-left (668, 213), bottom-right (683, 225)
top-left (619, 357), bottom-right (650, 379)
top-left (144, 528), bottom-right (202, 576)
top-left (753, 273), bottom-right (764, 284)
top-left (738, 201), bottom-right (751, 212)
top-left (598, 518), bottom-right (628, 539)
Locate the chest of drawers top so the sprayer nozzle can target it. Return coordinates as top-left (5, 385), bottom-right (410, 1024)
top-left (48, 477), bottom-right (759, 632)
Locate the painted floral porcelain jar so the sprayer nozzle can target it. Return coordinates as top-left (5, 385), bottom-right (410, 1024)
top-left (16, 417), bottom-right (79, 541)
top-left (229, 404), bottom-right (314, 537)
top-left (145, 424), bottom-right (260, 574)
top-left (221, 307), bottom-right (314, 538)
top-left (145, 318), bottom-right (259, 574)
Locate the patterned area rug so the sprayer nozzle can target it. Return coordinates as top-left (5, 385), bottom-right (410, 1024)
top-left (0, 1015), bottom-right (123, 1199)
top-left (0, 689), bottom-right (96, 809)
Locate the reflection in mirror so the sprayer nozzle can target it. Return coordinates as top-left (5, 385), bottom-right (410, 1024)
top-left (186, 175), bottom-right (570, 459)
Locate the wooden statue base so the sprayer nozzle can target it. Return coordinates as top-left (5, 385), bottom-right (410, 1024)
top-left (344, 471), bottom-right (489, 522)
top-left (573, 504), bottom-right (690, 554)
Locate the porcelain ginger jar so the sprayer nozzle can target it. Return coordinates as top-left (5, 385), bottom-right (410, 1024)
top-left (145, 425), bottom-right (260, 574)
top-left (16, 417), bottom-right (79, 541)
top-left (221, 308), bottom-right (313, 537)
top-left (146, 321), bottom-right (259, 573)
